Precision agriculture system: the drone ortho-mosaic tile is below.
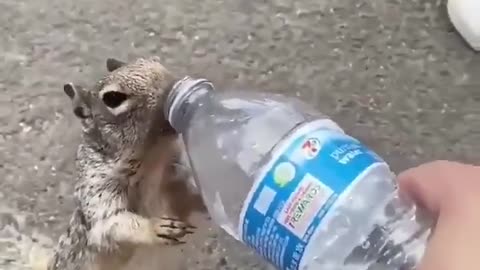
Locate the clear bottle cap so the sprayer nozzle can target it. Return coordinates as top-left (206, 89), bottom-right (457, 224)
top-left (165, 76), bottom-right (213, 131)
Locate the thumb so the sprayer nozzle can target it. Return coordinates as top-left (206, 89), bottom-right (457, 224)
top-left (396, 160), bottom-right (467, 217)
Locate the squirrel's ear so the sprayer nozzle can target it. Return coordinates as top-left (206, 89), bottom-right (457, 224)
top-left (63, 83), bottom-right (91, 119)
top-left (106, 58), bottom-right (126, 72)
top-left (63, 83), bottom-right (77, 100)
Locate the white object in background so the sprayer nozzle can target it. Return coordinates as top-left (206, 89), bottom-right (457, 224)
top-left (447, 0), bottom-right (480, 51)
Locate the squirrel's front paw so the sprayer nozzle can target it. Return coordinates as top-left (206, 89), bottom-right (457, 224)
top-left (151, 217), bottom-right (195, 245)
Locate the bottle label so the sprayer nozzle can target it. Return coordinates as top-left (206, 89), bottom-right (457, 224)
top-left (238, 120), bottom-right (386, 270)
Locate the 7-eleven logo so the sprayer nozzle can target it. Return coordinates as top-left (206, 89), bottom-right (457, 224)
top-left (302, 138), bottom-right (321, 160)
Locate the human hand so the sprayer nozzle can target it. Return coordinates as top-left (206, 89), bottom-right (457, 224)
top-left (397, 160), bottom-right (480, 270)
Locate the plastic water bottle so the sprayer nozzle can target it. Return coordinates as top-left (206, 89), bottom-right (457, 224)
top-left (165, 76), bottom-right (431, 270)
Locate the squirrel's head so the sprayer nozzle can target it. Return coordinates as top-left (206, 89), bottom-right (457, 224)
top-left (64, 57), bottom-right (177, 153)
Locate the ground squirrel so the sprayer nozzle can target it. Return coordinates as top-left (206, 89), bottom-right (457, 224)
top-left (46, 57), bottom-right (202, 270)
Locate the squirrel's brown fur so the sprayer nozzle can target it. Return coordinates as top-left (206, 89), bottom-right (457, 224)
top-left (47, 57), bottom-right (200, 270)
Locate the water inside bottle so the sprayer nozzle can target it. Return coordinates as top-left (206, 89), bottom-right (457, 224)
top-left (167, 78), bottom-right (431, 270)
top-left (183, 92), bottom-right (319, 239)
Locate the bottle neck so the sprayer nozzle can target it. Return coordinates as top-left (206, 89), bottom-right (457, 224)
top-left (165, 76), bottom-right (214, 133)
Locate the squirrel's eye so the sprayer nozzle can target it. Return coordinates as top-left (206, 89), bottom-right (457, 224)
top-left (102, 91), bottom-right (128, 108)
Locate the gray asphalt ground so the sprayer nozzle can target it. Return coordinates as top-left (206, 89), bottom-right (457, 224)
top-left (0, 0), bottom-right (479, 269)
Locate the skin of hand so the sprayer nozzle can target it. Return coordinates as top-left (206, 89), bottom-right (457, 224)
top-left (397, 160), bottom-right (480, 270)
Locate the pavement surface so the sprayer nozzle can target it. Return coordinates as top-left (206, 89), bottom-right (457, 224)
top-left (0, 0), bottom-right (479, 269)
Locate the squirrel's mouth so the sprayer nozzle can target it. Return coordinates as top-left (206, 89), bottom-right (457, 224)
top-left (145, 110), bottom-right (177, 140)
